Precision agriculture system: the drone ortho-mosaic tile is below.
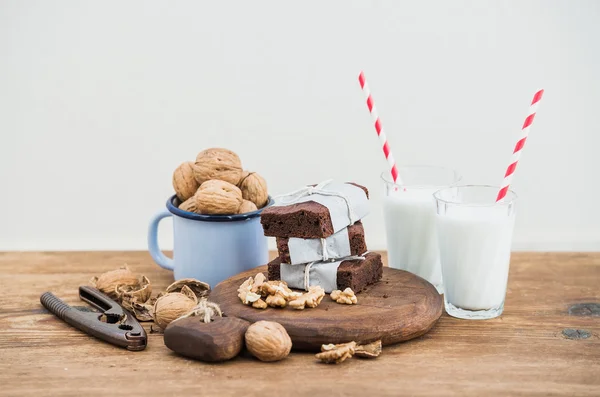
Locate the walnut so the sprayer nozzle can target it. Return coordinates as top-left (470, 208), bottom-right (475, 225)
top-left (238, 274), bottom-right (267, 305)
top-left (251, 273), bottom-right (266, 292)
top-left (238, 171), bottom-right (268, 208)
top-left (330, 288), bottom-right (357, 305)
top-left (193, 148), bottom-right (243, 186)
top-left (316, 341), bottom-right (356, 364)
top-left (261, 281), bottom-right (302, 308)
top-left (252, 299), bottom-right (268, 309)
top-left (245, 321), bottom-right (292, 362)
top-left (89, 266), bottom-right (156, 322)
top-left (238, 199), bottom-right (258, 214)
top-left (315, 340), bottom-right (382, 364)
top-left (238, 275), bottom-right (303, 309)
top-left (288, 286), bottom-right (325, 310)
top-left (89, 265), bottom-right (141, 299)
top-left (194, 180), bottom-right (243, 215)
top-left (238, 277), bottom-right (256, 304)
top-left (179, 197), bottom-right (200, 213)
top-left (153, 285), bottom-right (198, 329)
top-left (265, 293), bottom-right (287, 308)
top-left (172, 161), bottom-right (200, 201)
top-left (246, 291), bottom-right (262, 303)
top-left (260, 280), bottom-right (296, 299)
top-left (354, 340), bottom-right (382, 358)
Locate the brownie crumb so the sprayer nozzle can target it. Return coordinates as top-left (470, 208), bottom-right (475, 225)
top-left (383, 294), bottom-right (389, 299)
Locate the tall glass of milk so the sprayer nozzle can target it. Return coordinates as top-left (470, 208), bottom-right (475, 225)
top-left (434, 185), bottom-right (517, 320)
top-left (381, 166), bottom-right (461, 293)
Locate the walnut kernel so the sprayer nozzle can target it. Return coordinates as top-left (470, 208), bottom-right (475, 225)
top-left (330, 288), bottom-right (358, 305)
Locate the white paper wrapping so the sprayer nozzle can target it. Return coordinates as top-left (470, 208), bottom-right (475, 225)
top-left (273, 180), bottom-right (370, 235)
top-left (286, 227), bottom-right (352, 265)
top-left (280, 260), bottom-right (343, 293)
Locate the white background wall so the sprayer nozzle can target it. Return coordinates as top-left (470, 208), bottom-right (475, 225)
top-left (1, 0), bottom-right (599, 252)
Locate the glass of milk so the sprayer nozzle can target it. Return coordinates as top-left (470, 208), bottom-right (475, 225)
top-left (381, 166), bottom-right (461, 293)
top-left (434, 185), bottom-right (517, 320)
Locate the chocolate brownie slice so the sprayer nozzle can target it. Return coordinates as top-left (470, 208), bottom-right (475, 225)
top-left (267, 252), bottom-right (383, 293)
top-left (276, 221), bottom-right (367, 264)
top-left (260, 182), bottom-right (369, 239)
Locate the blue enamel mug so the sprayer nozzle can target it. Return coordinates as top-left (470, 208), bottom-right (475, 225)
top-left (148, 195), bottom-right (273, 287)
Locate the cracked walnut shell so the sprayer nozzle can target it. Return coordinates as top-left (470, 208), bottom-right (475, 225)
top-left (118, 275), bottom-right (152, 306)
top-left (193, 148), bottom-right (243, 186)
top-left (173, 161), bottom-right (200, 202)
top-left (90, 265), bottom-right (140, 299)
top-left (165, 278), bottom-right (210, 300)
top-left (194, 180), bottom-right (243, 215)
top-left (245, 321), bottom-right (292, 362)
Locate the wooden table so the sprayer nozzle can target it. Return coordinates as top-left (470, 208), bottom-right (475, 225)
top-left (1, 252), bottom-right (599, 396)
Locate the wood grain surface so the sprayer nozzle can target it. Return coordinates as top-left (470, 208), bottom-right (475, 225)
top-left (164, 316), bottom-right (250, 362)
top-left (211, 266), bottom-right (443, 350)
top-left (0, 251), bottom-right (599, 396)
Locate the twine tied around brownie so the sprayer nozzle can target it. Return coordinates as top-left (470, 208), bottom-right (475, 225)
top-left (302, 253), bottom-right (368, 291)
top-left (320, 238), bottom-right (331, 261)
top-left (273, 180), bottom-right (359, 225)
top-left (319, 237), bottom-right (346, 262)
top-left (174, 298), bottom-right (222, 323)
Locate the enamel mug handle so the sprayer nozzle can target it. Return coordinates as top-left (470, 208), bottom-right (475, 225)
top-left (147, 209), bottom-right (175, 271)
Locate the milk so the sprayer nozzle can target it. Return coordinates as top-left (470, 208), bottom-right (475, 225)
top-left (383, 189), bottom-right (442, 290)
top-left (436, 208), bottom-right (515, 311)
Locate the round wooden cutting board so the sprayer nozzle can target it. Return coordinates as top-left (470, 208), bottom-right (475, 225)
top-left (210, 266), bottom-right (443, 351)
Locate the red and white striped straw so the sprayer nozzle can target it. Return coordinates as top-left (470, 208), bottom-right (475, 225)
top-left (358, 71), bottom-right (401, 184)
top-left (496, 89), bottom-right (545, 202)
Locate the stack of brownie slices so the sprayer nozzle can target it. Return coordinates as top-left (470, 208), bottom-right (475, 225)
top-left (260, 183), bottom-right (383, 293)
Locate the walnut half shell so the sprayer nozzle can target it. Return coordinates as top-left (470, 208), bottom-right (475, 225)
top-left (165, 278), bottom-right (210, 300)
